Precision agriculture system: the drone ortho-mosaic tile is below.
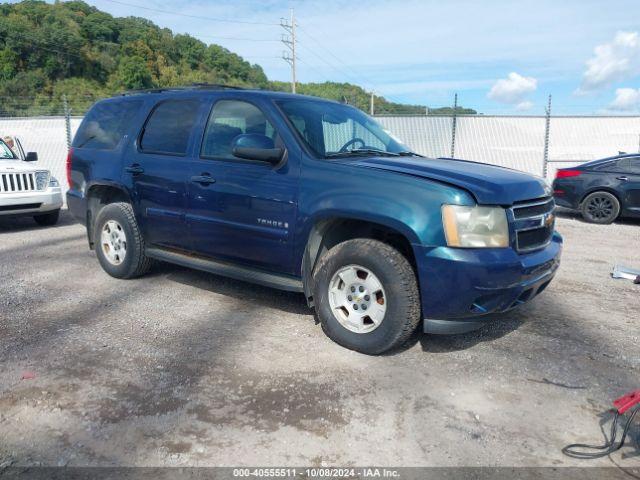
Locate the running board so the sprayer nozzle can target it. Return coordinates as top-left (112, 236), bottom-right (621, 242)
top-left (146, 248), bottom-right (304, 292)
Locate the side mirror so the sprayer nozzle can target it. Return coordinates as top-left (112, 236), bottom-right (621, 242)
top-left (25, 152), bottom-right (38, 162)
top-left (232, 134), bottom-right (284, 165)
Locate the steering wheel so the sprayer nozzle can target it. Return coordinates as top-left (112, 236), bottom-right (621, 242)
top-left (338, 138), bottom-right (366, 153)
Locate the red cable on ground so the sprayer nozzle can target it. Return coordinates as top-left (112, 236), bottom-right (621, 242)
top-left (562, 389), bottom-right (640, 459)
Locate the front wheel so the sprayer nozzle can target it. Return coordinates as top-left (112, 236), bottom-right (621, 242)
top-left (312, 239), bottom-right (421, 355)
top-left (581, 191), bottom-right (620, 224)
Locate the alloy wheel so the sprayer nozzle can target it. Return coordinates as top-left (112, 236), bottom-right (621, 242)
top-left (586, 195), bottom-right (615, 221)
top-left (100, 220), bottom-right (127, 266)
top-left (328, 264), bottom-right (387, 334)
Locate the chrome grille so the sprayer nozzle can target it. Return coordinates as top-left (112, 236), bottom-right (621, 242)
top-left (0, 172), bottom-right (37, 194)
top-left (511, 197), bottom-right (555, 252)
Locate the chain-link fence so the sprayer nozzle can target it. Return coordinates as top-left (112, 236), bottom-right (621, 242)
top-left (1, 99), bottom-right (639, 198)
top-left (0, 116), bottom-right (81, 192)
top-left (376, 115), bottom-right (640, 179)
top-left (0, 95), bottom-right (102, 118)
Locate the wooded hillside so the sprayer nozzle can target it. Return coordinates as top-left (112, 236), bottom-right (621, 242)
top-left (0, 0), bottom-right (475, 116)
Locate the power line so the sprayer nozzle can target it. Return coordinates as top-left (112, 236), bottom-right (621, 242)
top-left (2, 31), bottom-right (86, 59)
top-left (296, 41), bottom-right (363, 86)
top-left (294, 21), bottom-right (419, 107)
top-left (195, 34), bottom-right (279, 43)
top-left (11, 42), bottom-right (84, 61)
top-left (296, 56), bottom-right (333, 84)
top-left (296, 23), bottom-right (377, 90)
top-left (99, 0), bottom-right (280, 26)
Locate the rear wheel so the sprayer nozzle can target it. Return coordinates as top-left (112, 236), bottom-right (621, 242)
top-left (312, 239), bottom-right (421, 355)
top-left (33, 209), bottom-right (60, 226)
top-left (94, 202), bottom-right (152, 279)
top-left (581, 191), bottom-right (620, 224)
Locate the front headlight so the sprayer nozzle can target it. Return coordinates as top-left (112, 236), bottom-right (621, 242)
top-left (49, 176), bottom-right (59, 187)
top-left (35, 171), bottom-right (50, 190)
top-left (442, 204), bottom-right (509, 248)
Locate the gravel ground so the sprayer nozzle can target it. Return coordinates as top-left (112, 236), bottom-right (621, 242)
top-left (0, 209), bottom-right (639, 469)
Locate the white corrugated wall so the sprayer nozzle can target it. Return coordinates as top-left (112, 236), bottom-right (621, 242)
top-left (1, 115), bottom-right (639, 195)
top-left (0, 116), bottom-right (81, 196)
top-left (376, 115), bottom-right (640, 179)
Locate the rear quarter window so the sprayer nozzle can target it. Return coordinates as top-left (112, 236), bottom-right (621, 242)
top-left (73, 100), bottom-right (143, 150)
top-left (626, 157), bottom-right (640, 174)
top-left (139, 99), bottom-right (200, 156)
top-left (592, 159), bottom-right (629, 173)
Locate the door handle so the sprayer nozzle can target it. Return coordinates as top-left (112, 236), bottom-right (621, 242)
top-left (191, 174), bottom-right (216, 185)
top-left (125, 164), bottom-right (144, 175)
top-left (616, 176), bottom-right (629, 181)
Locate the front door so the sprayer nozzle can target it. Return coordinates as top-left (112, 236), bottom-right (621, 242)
top-left (127, 98), bottom-right (203, 250)
top-left (187, 99), bottom-right (298, 274)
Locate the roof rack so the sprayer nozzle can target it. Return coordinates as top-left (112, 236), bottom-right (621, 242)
top-left (120, 83), bottom-right (247, 96)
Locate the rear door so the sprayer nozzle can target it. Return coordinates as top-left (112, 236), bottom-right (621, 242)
top-left (620, 156), bottom-right (640, 215)
top-left (126, 98), bottom-right (205, 250)
top-left (186, 98), bottom-right (298, 274)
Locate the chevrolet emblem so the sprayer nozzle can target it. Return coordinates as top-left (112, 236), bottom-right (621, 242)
top-left (544, 213), bottom-right (555, 228)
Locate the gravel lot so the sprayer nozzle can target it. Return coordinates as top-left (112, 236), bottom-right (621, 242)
top-left (0, 209), bottom-right (639, 468)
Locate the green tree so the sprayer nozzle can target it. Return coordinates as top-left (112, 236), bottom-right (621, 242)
top-left (115, 56), bottom-right (153, 90)
top-left (0, 48), bottom-right (17, 81)
top-left (0, 0), bottom-right (475, 115)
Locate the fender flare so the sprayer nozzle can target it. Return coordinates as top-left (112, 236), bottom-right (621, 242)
top-left (300, 213), bottom-right (420, 306)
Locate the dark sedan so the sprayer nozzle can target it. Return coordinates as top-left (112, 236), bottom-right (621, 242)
top-left (552, 154), bottom-right (640, 224)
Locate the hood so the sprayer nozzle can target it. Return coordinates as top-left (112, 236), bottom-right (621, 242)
top-left (0, 159), bottom-right (39, 173)
top-left (347, 156), bottom-right (550, 205)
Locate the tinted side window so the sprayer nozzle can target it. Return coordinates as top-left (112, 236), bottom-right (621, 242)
top-left (140, 100), bottom-right (200, 155)
top-left (627, 157), bottom-right (640, 174)
top-left (613, 158), bottom-right (631, 172)
top-left (73, 100), bottom-right (143, 150)
top-left (201, 100), bottom-right (276, 159)
top-left (593, 159), bottom-right (629, 172)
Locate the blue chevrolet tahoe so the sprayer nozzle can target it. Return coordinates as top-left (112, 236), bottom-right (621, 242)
top-left (66, 85), bottom-right (562, 354)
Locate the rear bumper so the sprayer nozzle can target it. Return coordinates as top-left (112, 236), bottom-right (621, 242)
top-left (415, 232), bottom-right (562, 334)
top-left (0, 187), bottom-right (63, 216)
top-left (553, 193), bottom-right (579, 210)
top-left (552, 180), bottom-right (581, 209)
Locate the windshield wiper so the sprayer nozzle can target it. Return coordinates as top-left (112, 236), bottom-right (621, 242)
top-left (397, 151), bottom-right (424, 157)
top-left (326, 148), bottom-right (400, 158)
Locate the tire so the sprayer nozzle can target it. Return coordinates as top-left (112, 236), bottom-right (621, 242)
top-left (312, 239), bottom-right (421, 355)
top-left (33, 209), bottom-right (60, 226)
top-left (94, 202), bottom-right (152, 279)
top-left (581, 191), bottom-right (620, 224)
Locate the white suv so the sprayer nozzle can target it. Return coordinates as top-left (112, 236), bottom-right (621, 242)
top-left (0, 138), bottom-right (63, 226)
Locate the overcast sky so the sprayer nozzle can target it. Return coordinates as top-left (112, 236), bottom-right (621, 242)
top-left (86, 0), bottom-right (640, 114)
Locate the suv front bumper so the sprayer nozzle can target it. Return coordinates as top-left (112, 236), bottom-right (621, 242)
top-left (0, 187), bottom-right (63, 216)
top-left (415, 232), bottom-right (562, 334)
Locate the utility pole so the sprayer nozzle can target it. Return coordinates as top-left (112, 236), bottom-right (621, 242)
top-left (370, 91), bottom-right (374, 115)
top-left (281, 8), bottom-right (296, 94)
top-left (543, 94), bottom-right (552, 179)
top-left (450, 93), bottom-right (458, 158)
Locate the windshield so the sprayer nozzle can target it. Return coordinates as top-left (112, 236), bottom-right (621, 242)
top-left (0, 140), bottom-right (17, 160)
top-left (277, 99), bottom-right (411, 158)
